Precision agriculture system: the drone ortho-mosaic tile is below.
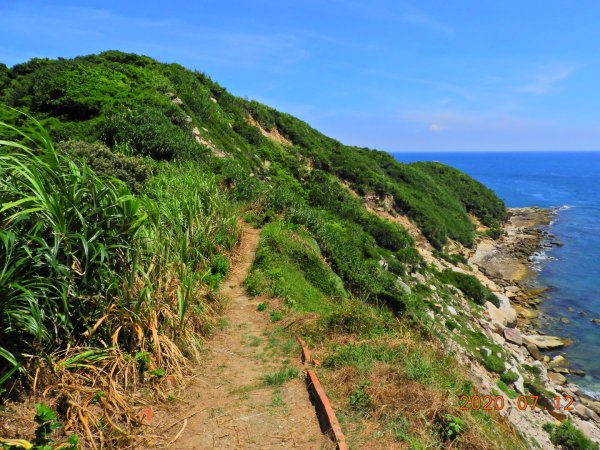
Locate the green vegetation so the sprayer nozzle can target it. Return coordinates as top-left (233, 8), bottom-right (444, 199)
top-left (245, 221), bottom-right (347, 311)
top-left (261, 367), bottom-right (300, 387)
top-left (500, 370), bottom-right (520, 384)
top-left (1, 51), bottom-right (504, 251)
top-left (0, 51), bottom-right (513, 447)
top-left (297, 298), bottom-right (524, 449)
top-left (437, 269), bottom-right (499, 306)
top-left (0, 114), bottom-right (238, 445)
top-left (433, 250), bottom-right (468, 266)
top-left (543, 421), bottom-right (599, 450)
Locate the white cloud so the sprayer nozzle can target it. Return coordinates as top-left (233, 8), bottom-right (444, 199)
top-left (429, 123), bottom-right (448, 132)
top-left (518, 68), bottom-right (574, 95)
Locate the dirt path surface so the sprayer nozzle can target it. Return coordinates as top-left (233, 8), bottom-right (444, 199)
top-left (158, 226), bottom-right (328, 449)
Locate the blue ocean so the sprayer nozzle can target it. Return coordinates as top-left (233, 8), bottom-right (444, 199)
top-left (394, 151), bottom-right (600, 398)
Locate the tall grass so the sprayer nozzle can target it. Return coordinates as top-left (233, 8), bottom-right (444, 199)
top-left (0, 115), bottom-right (240, 446)
top-left (0, 117), bottom-right (146, 389)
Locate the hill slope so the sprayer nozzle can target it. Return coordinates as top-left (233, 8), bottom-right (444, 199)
top-left (0, 51), bottom-right (505, 250)
top-left (0, 51), bottom-right (555, 449)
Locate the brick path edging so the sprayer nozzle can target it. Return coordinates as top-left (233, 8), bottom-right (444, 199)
top-left (297, 338), bottom-right (349, 450)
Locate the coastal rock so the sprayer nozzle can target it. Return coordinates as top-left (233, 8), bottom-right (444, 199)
top-left (514, 372), bottom-right (526, 394)
top-left (505, 285), bottom-right (520, 295)
top-left (548, 355), bottom-right (567, 369)
top-left (486, 329), bottom-right (506, 345)
top-left (532, 360), bottom-right (548, 378)
top-left (503, 327), bottom-right (523, 345)
top-left (592, 319), bottom-right (600, 325)
top-left (495, 293), bottom-right (512, 310)
top-left (523, 334), bottom-right (565, 350)
top-left (485, 301), bottom-right (507, 327)
top-left (503, 307), bottom-right (518, 328)
top-left (548, 372), bottom-right (568, 385)
top-left (581, 399), bottom-right (600, 416)
top-left (548, 409), bottom-right (570, 421)
top-left (485, 301), bottom-right (516, 328)
top-left (396, 279), bottom-right (412, 294)
top-left (411, 272), bottom-right (426, 284)
top-left (575, 420), bottom-right (600, 441)
top-left (495, 294), bottom-right (518, 327)
top-left (515, 305), bottom-right (539, 319)
top-left (526, 344), bottom-right (543, 361)
top-left (574, 404), bottom-right (600, 422)
top-left (560, 317), bottom-right (570, 324)
top-left (488, 320), bottom-right (505, 334)
top-left (447, 305), bottom-right (458, 316)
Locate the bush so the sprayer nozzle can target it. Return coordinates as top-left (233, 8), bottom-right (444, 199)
top-left (101, 104), bottom-right (199, 160)
top-left (319, 300), bottom-right (394, 336)
top-left (500, 370), bottom-right (519, 384)
top-left (57, 140), bottom-right (150, 192)
top-left (544, 421), bottom-right (598, 450)
top-left (434, 251), bottom-right (468, 266)
top-left (482, 351), bottom-right (505, 374)
top-left (437, 269), bottom-right (498, 306)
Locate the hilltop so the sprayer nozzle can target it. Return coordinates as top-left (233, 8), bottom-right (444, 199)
top-left (0, 51), bottom-right (598, 449)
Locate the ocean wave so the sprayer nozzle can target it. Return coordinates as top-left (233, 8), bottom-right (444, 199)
top-left (549, 205), bottom-right (574, 226)
top-left (529, 251), bottom-right (557, 271)
top-left (555, 205), bottom-right (574, 211)
top-left (581, 388), bottom-right (600, 401)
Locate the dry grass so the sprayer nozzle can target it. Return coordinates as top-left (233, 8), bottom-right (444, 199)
top-left (302, 323), bottom-right (525, 450)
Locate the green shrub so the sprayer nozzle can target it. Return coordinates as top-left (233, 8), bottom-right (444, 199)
top-left (481, 228), bottom-right (504, 239)
top-left (496, 380), bottom-right (518, 399)
top-left (0, 117), bottom-right (239, 399)
top-left (442, 414), bottom-right (464, 441)
top-left (57, 140), bottom-right (150, 192)
top-left (437, 269), bottom-right (498, 306)
top-left (101, 104), bottom-right (200, 160)
top-left (319, 300), bottom-right (394, 336)
top-left (500, 371), bottom-right (519, 384)
top-left (445, 319), bottom-right (459, 331)
top-left (434, 251), bottom-right (468, 266)
top-left (544, 421), bottom-right (598, 450)
top-left (270, 311), bottom-right (283, 322)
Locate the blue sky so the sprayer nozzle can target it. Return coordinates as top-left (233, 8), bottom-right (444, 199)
top-left (1, 0), bottom-right (599, 151)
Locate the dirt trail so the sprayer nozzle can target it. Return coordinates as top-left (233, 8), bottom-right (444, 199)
top-left (158, 226), bottom-right (328, 449)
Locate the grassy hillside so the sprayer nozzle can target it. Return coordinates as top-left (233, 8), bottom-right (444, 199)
top-left (0, 51), bottom-right (519, 448)
top-left (1, 51), bottom-right (505, 246)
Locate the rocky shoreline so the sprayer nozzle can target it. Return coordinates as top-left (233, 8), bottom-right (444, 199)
top-left (470, 206), bottom-right (600, 444)
top-left (472, 207), bottom-right (561, 332)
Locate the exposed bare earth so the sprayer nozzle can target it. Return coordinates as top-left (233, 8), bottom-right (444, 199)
top-left (152, 226), bottom-right (327, 449)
